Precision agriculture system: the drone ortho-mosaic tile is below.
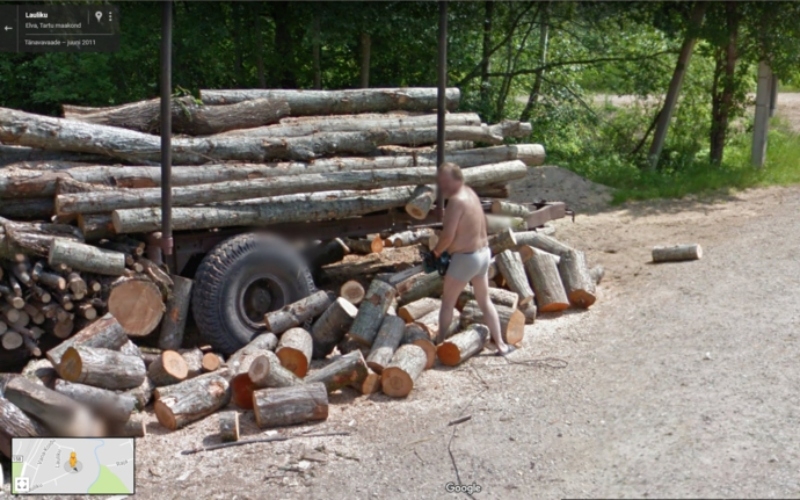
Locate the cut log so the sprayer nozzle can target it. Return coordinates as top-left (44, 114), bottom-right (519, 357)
top-left (485, 215), bottom-right (526, 234)
top-left (180, 348), bottom-right (205, 378)
top-left (0, 397), bottom-right (47, 458)
top-left (401, 324), bottom-right (437, 370)
top-left (365, 316), bottom-right (405, 373)
top-left (515, 231), bottom-right (574, 257)
top-left (390, 228), bottom-right (434, 248)
top-left (339, 280), bottom-right (366, 306)
top-left (202, 352), bottom-right (223, 372)
top-left (108, 277), bottom-right (165, 337)
top-left (4, 377), bottom-right (100, 436)
top-left (589, 265), bottom-right (605, 285)
top-left (2, 330), bottom-right (23, 350)
top-left (154, 374), bottom-right (231, 430)
top-left (455, 287), bottom-right (519, 311)
top-left (226, 333), bottom-right (279, 373)
top-left (460, 300), bottom-right (525, 345)
top-left (305, 350), bottom-right (369, 393)
top-left (0, 216), bottom-right (83, 260)
top-left (218, 411), bottom-right (240, 442)
top-left (147, 350), bottom-right (189, 387)
top-left (58, 346), bottom-right (146, 390)
top-left (491, 200), bottom-right (532, 218)
top-left (108, 417), bottom-right (146, 438)
top-left (517, 244), bottom-right (560, 265)
top-left (488, 228), bottom-right (518, 256)
top-left (276, 328), bottom-right (314, 377)
top-left (53, 379), bottom-right (136, 423)
top-left (248, 350), bottom-right (302, 389)
top-left (557, 250), bottom-right (597, 309)
top-left (343, 236), bottom-right (384, 255)
top-left (310, 297), bottom-right (358, 359)
top-left (437, 324), bottom-right (490, 366)
top-left (66, 272), bottom-right (87, 296)
top-left (46, 313), bottom-right (127, 365)
top-left (381, 344), bottom-right (427, 398)
top-left (158, 275), bottom-right (193, 350)
top-left (264, 290), bottom-right (332, 335)
top-left (413, 309), bottom-right (460, 343)
top-left (397, 271), bottom-right (443, 305)
top-left (524, 252), bottom-right (570, 313)
top-left (336, 335), bottom-right (370, 358)
top-left (48, 239), bottom-right (126, 276)
top-left (252, 382), bottom-right (328, 428)
top-left (652, 244), bottom-right (703, 263)
top-left (348, 279), bottom-right (396, 346)
top-left (124, 377), bottom-right (155, 411)
top-left (495, 250), bottom-right (535, 306)
top-left (227, 348), bottom-right (276, 409)
top-left (519, 302), bottom-right (537, 325)
top-left (350, 367), bottom-right (382, 395)
top-left (398, 297), bottom-right (441, 323)
top-left (404, 185), bottom-right (436, 220)
top-left (77, 214), bottom-right (114, 241)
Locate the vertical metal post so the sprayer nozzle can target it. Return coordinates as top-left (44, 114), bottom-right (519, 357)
top-left (160, 0), bottom-right (173, 257)
top-left (436, 0), bottom-right (448, 220)
top-left (751, 61), bottom-right (772, 168)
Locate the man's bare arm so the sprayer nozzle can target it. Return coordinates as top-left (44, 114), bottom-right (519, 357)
top-left (433, 199), bottom-right (464, 256)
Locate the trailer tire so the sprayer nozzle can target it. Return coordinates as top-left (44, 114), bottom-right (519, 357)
top-left (192, 233), bottom-right (316, 354)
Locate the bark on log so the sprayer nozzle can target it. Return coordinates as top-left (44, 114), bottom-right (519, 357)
top-left (108, 417), bottom-right (146, 438)
top-left (348, 279), bottom-right (396, 346)
top-left (0, 197), bottom-right (53, 220)
top-left (519, 302), bottom-right (537, 325)
top-left (264, 290), bottom-right (332, 335)
top-left (310, 297), bottom-right (358, 359)
top-left (154, 374), bottom-right (231, 431)
top-left (557, 250), bottom-right (597, 309)
top-left (381, 344), bottom-right (427, 398)
top-left (343, 236), bottom-right (384, 255)
top-left (147, 350), bottom-right (189, 387)
top-left (53, 379), bottom-right (136, 423)
top-left (252, 382), bottom-right (329, 428)
top-left (350, 367), bottom-right (382, 395)
top-left (365, 316), bottom-right (405, 373)
top-left (124, 377), bottom-right (155, 411)
top-left (397, 271), bottom-right (443, 305)
top-left (305, 350), bottom-right (368, 393)
top-left (495, 250), bottom-right (535, 306)
top-left (336, 335), bottom-right (370, 358)
top-left (456, 287), bottom-right (519, 311)
top-left (226, 333), bottom-right (278, 373)
top-left (398, 297), bottom-right (441, 323)
top-left (401, 324), bottom-right (437, 369)
top-left (405, 185), bottom-right (436, 220)
top-left (47, 239), bottom-right (126, 276)
top-left (158, 275), bottom-right (193, 350)
top-left (589, 265), bottom-right (605, 285)
top-left (491, 200), bottom-right (532, 218)
top-left (524, 252), bottom-right (570, 313)
top-left (276, 328), bottom-right (314, 377)
top-left (515, 231), bottom-right (574, 257)
top-left (58, 346), bottom-right (146, 390)
top-left (108, 277), bottom-right (165, 337)
top-left (460, 300), bottom-right (525, 345)
top-left (339, 280), bottom-right (366, 306)
top-left (0, 397), bottom-right (47, 458)
top-left (389, 228), bottom-right (434, 248)
top-left (437, 324), bottom-right (490, 366)
top-left (485, 214), bottom-right (526, 234)
top-left (4, 377), bottom-right (100, 436)
top-left (46, 313), bottom-right (127, 366)
top-left (248, 350), bottom-right (302, 389)
top-left (20, 358), bottom-right (57, 387)
top-left (229, 348), bottom-right (272, 410)
top-left (0, 216), bottom-right (83, 260)
top-left (180, 348), bottom-right (205, 378)
top-left (413, 309), bottom-right (460, 343)
top-left (488, 228), bottom-right (518, 255)
top-left (219, 410), bottom-right (240, 442)
top-left (652, 244), bottom-right (703, 263)
top-left (200, 87), bottom-right (461, 113)
top-left (517, 244), bottom-right (561, 265)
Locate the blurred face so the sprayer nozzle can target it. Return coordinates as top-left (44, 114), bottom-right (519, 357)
top-left (437, 171), bottom-right (462, 198)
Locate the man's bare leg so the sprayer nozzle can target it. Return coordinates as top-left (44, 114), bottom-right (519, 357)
top-left (437, 275), bottom-right (468, 344)
top-left (471, 272), bottom-right (509, 354)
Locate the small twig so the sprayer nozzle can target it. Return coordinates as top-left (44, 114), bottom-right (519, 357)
top-left (447, 415), bottom-right (472, 427)
top-left (180, 431), bottom-right (351, 455)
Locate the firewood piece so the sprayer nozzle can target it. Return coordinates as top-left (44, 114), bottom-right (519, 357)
top-left (248, 350), bottom-right (302, 389)
top-left (76, 303), bottom-right (97, 320)
top-left (460, 300), bottom-right (525, 345)
top-left (350, 367), bottom-right (382, 395)
top-left (108, 277), bottom-right (165, 337)
top-left (53, 291), bottom-right (74, 311)
top-left (389, 228), bottom-right (434, 248)
top-left (305, 350), bottom-right (368, 393)
top-left (339, 280), bottom-right (366, 306)
top-left (147, 350), bottom-right (189, 387)
top-left (456, 287), bottom-right (519, 311)
top-left (54, 379), bottom-right (136, 423)
top-left (154, 374), bottom-right (231, 430)
top-left (219, 411), bottom-right (240, 442)
top-left (29, 285), bottom-right (51, 303)
top-left (2, 330), bottom-right (23, 350)
top-left (108, 417), bottom-right (146, 438)
top-left (495, 250), bottom-right (535, 306)
top-left (180, 348), bottom-right (205, 378)
top-left (405, 185), bottom-right (436, 220)
top-left (515, 231), bottom-right (574, 257)
top-left (4, 376), bottom-right (100, 436)
top-left (276, 328), bottom-right (313, 377)
top-left (202, 352), bottom-right (222, 372)
top-left (348, 279), bottom-right (396, 346)
top-left (228, 349), bottom-right (273, 409)
top-left (396, 271), bottom-right (443, 305)
top-left (310, 297), bottom-right (358, 359)
top-left (0, 304), bottom-right (19, 324)
top-left (519, 302), bottom-right (537, 325)
top-left (13, 326), bottom-right (41, 357)
top-left (485, 215), bottom-right (526, 234)
top-left (226, 333), bottom-right (279, 373)
top-left (401, 324), bottom-right (437, 369)
top-left (59, 346), bottom-right (146, 390)
top-left (52, 317), bottom-right (74, 339)
top-left (589, 265), bottom-right (605, 285)
top-left (88, 279), bottom-right (102, 294)
top-left (124, 377), bottom-right (155, 410)
top-left (46, 313), bottom-right (127, 365)
top-left (48, 239), bottom-right (126, 276)
top-left (158, 275), bottom-right (193, 350)
top-left (0, 397), bottom-right (47, 458)
top-left (488, 228), bottom-right (518, 256)
top-left (66, 272), bottom-right (87, 297)
top-left (263, 290), bottom-right (332, 335)
top-left (437, 324), bottom-right (490, 366)
top-left (557, 250), bottom-right (597, 309)
top-left (652, 244), bottom-right (703, 263)
top-left (343, 236), bottom-right (384, 255)
top-left (365, 316), bottom-right (405, 373)
top-left (491, 200), bottom-right (532, 218)
top-left (32, 263), bottom-right (66, 291)
top-left (252, 383), bottom-right (328, 429)
top-left (413, 309), bottom-right (460, 343)
top-left (517, 244), bottom-right (561, 265)
top-left (0, 216), bottom-right (83, 261)
top-left (524, 252), bottom-right (570, 313)
top-left (381, 344), bottom-right (427, 398)
top-left (23, 304), bottom-right (44, 325)
top-left (398, 297), bottom-right (441, 323)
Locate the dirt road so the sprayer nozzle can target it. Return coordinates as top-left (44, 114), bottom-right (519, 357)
top-left (105, 183), bottom-right (797, 499)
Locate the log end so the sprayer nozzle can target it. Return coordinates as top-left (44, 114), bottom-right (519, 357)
top-left (436, 343), bottom-right (462, 367)
top-left (568, 291), bottom-right (597, 309)
top-left (153, 400), bottom-right (178, 431)
top-left (202, 352), bottom-right (222, 372)
top-left (276, 348), bottom-right (309, 378)
top-left (380, 367), bottom-right (414, 398)
top-left (57, 346), bottom-right (82, 381)
top-left (109, 279), bottom-right (165, 337)
top-left (230, 374), bottom-right (257, 410)
top-left (505, 309), bottom-right (526, 345)
top-left (162, 350), bottom-right (190, 380)
top-left (370, 236), bottom-right (385, 254)
top-left (339, 282), bottom-right (366, 306)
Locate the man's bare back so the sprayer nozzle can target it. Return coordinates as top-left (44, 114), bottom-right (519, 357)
top-left (444, 186), bottom-right (488, 254)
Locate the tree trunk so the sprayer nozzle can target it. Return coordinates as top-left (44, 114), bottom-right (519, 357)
top-left (339, 280), bottom-right (366, 306)
top-left (0, 397), bottom-right (47, 458)
top-left (252, 382), bottom-right (328, 428)
top-left (272, 1), bottom-right (298, 88)
top-left (305, 350), bottom-right (369, 393)
top-left (0, 197), bottom-right (53, 220)
top-left (53, 379), bottom-right (136, 423)
top-left (460, 299), bottom-right (525, 345)
top-left (401, 324), bottom-right (437, 369)
top-left (557, 250), bottom-right (596, 309)
top-left (437, 324), bottom-right (489, 366)
top-left (264, 290), bottom-right (332, 335)
top-left (248, 350), bottom-right (302, 389)
top-left (276, 327), bottom-right (314, 377)
top-left (480, 0), bottom-right (494, 111)
top-left (652, 244), bottom-right (703, 262)
top-left (4, 376), bottom-right (100, 436)
top-left (709, 2), bottom-right (740, 164)
top-left (312, 12), bottom-right (321, 89)
top-left (310, 297), bottom-right (358, 359)
top-left (456, 287), bottom-right (519, 311)
top-left (398, 297), bottom-right (441, 323)
top-left (365, 316), bottom-right (405, 373)
top-left (348, 279), bottom-right (396, 346)
top-left (524, 252), bottom-right (569, 313)
top-left (58, 346), bottom-right (146, 390)
top-left (158, 275), bottom-right (193, 350)
top-left (219, 410), bottom-right (240, 442)
top-left (495, 250), bottom-right (534, 305)
top-left (107, 277), bottom-right (165, 337)
top-left (380, 344), bottom-right (427, 398)
top-left (46, 313), bottom-right (127, 366)
top-left (359, 33), bottom-right (371, 88)
top-left (154, 374), bottom-right (231, 430)
top-left (519, 3), bottom-right (549, 123)
top-left (397, 271), bottom-right (443, 305)
top-left (147, 350), bottom-right (189, 387)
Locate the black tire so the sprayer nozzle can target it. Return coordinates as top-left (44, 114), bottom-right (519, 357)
top-left (192, 233), bottom-right (316, 354)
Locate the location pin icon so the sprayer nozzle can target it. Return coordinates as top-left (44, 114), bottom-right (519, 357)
top-left (95, 11), bottom-right (103, 22)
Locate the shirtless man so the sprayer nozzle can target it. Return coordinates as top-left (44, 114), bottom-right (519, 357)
top-left (432, 163), bottom-right (512, 355)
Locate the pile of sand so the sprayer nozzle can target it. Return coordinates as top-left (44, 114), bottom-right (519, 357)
top-left (509, 165), bottom-right (613, 212)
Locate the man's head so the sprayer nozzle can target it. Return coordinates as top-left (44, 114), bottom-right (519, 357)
top-left (437, 162), bottom-right (464, 198)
